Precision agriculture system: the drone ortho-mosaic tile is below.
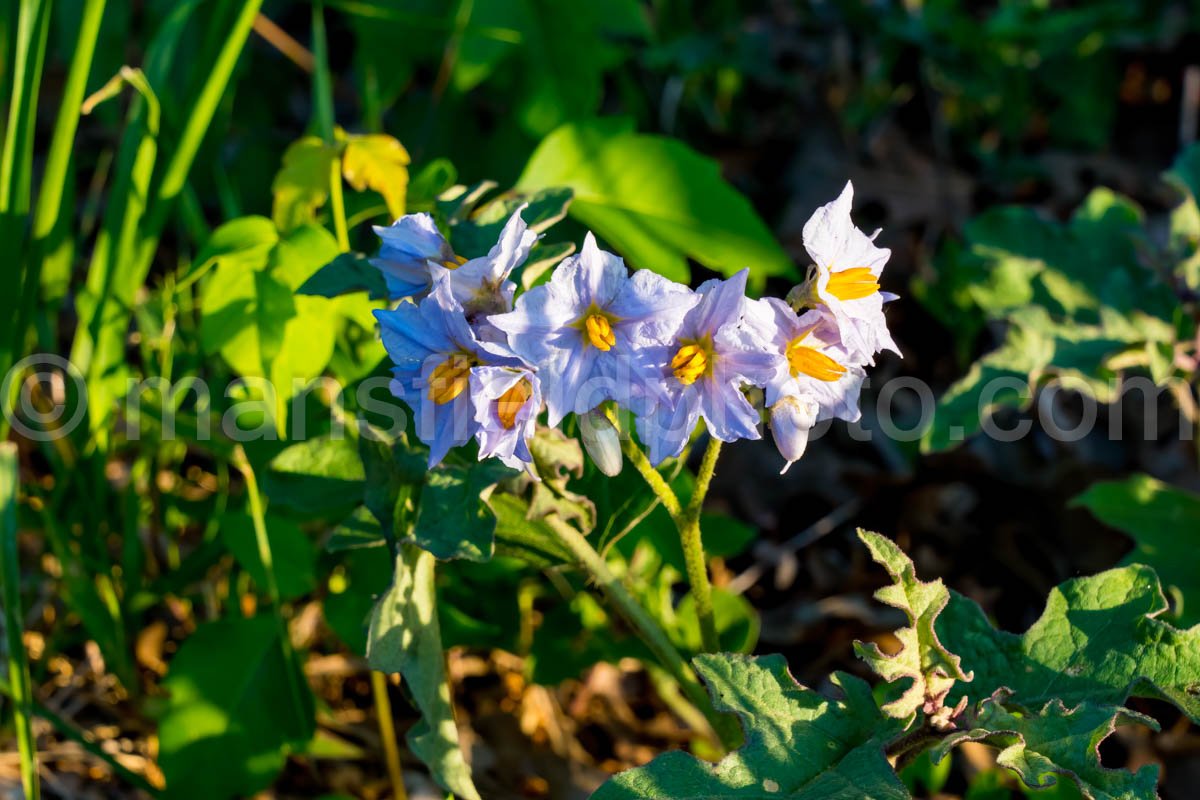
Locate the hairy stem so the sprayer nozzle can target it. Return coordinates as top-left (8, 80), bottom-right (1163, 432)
top-left (681, 437), bottom-right (722, 652)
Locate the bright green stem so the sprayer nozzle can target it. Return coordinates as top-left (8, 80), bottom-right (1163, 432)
top-left (622, 438), bottom-right (684, 524)
top-left (681, 437), bottom-right (722, 653)
top-left (0, 443), bottom-right (40, 799)
top-left (330, 154), bottom-right (350, 251)
top-left (232, 447), bottom-right (310, 740)
top-left (542, 514), bottom-right (732, 746)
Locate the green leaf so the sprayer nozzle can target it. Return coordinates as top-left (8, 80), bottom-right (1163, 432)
top-left (272, 136), bottom-right (340, 232)
top-left (341, 132), bottom-right (410, 219)
top-left (408, 157), bottom-right (458, 210)
top-left (595, 654), bottom-right (908, 799)
top-left (358, 428), bottom-right (426, 539)
top-left (297, 252), bottom-right (389, 300)
top-left (220, 512), bottom-right (317, 600)
top-left (180, 215), bottom-right (278, 289)
top-left (490, 491), bottom-right (576, 567)
top-left (1072, 474), bottom-right (1200, 626)
top-left (158, 615), bottom-right (314, 799)
top-left (526, 427), bottom-right (597, 533)
top-left (411, 461), bottom-right (511, 561)
top-left (935, 699), bottom-right (1159, 800)
top-left (367, 546), bottom-right (481, 800)
top-left (446, 186), bottom-right (573, 259)
top-left (675, 588), bottom-right (760, 655)
top-left (937, 564), bottom-right (1200, 725)
top-left (325, 544), bottom-right (393, 654)
top-left (265, 436), bottom-right (366, 515)
top-left (517, 118), bottom-right (797, 286)
top-left (327, 505), bottom-right (387, 552)
top-left (854, 530), bottom-right (972, 725)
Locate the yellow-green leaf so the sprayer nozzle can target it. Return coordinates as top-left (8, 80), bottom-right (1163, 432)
top-left (342, 133), bottom-right (410, 220)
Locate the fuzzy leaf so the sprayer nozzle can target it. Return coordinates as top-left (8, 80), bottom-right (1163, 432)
top-left (367, 545), bottom-right (481, 800)
top-left (854, 530), bottom-right (972, 724)
top-left (596, 654), bottom-right (907, 799)
top-left (1072, 474), bottom-right (1200, 626)
top-left (933, 699), bottom-right (1160, 800)
top-left (937, 565), bottom-right (1200, 724)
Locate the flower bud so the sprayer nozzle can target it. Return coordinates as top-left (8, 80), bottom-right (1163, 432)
top-left (769, 396), bottom-right (819, 474)
top-left (580, 409), bottom-right (623, 477)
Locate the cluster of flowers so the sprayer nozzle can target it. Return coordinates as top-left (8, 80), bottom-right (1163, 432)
top-left (372, 182), bottom-right (898, 474)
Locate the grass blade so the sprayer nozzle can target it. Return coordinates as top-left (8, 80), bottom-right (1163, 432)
top-left (0, 442), bottom-right (40, 799)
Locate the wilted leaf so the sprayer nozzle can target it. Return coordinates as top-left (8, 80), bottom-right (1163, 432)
top-left (367, 546), bottom-right (481, 800)
top-left (595, 654), bottom-right (908, 799)
top-left (854, 530), bottom-right (972, 725)
top-left (342, 132), bottom-right (410, 219)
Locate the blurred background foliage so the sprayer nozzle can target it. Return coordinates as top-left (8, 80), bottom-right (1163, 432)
top-left (3, 0), bottom-right (1200, 797)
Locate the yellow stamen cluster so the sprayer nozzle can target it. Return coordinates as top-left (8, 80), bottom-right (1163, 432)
top-left (826, 267), bottom-right (879, 301)
top-left (785, 336), bottom-right (846, 382)
top-left (428, 353), bottom-right (474, 405)
top-left (495, 379), bottom-right (533, 429)
top-left (440, 254), bottom-right (469, 270)
top-left (671, 341), bottom-right (710, 385)
top-left (584, 314), bottom-right (617, 351)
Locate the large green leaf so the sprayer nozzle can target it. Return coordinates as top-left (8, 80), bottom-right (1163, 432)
top-left (220, 512), bottom-right (317, 601)
top-left (934, 700), bottom-right (1159, 800)
top-left (264, 436), bottom-right (366, 515)
top-left (158, 615), bottom-right (314, 799)
top-left (367, 546), bottom-right (481, 800)
top-left (596, 654), bottom-right (908, 799)
top-left (854, 531), bottom-right (972, 725)
top-left (1072, 474), bottom-right (1200, 626)
top-left (410, 461), bottom-right (511, 561)
top-left (937, 564), bottom-right (1200, 724)
top-left (517, 118), bottom-right (796, 286)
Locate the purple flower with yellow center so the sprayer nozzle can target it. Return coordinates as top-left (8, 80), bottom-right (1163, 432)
top-left (635, 269), bottom-right (776, 465)
top-left (374, 277), bottom-right (515, 467)
top-left (743, 296), bottom-right (867, 472)
top-left (371, 212), bottom-right (464, 300)
top-left (790, 181), bottom-right (899, 362)
top-left (431, 206), bottom-right (537, 335)
top-left (488, 233), bottom-right (697, 426)
top-left (470, 366), bottom-right (542, 472)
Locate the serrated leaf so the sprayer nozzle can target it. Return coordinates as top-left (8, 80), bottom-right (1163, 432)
top-left (517, 118), bottom-right (796, 286)
top-left (367, 546), bottom-right (481, 800)
top-left (527, 427), bottom-right (596, 533)
top-left (297, 252), bottom-right (389, 300)
top-left (937, 564), bottom-right (1200, 725)
top-left (854, 530), bottom-right (972, 724)
top-left (595, 654), bottom-right (908, 799)
top-left (342, 132), bottom-right (410, 219)
top-left (410, 461), bottom-right (512, 561)
top-left (933, 699), bottom-right (1159, 800)
top-left (1072, 474), bottom-right (1200, 626)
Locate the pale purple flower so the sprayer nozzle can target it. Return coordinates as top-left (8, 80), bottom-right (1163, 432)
top-left (635, 269), bottom-right (776, 465)
top-left (489, 233), bottom-right (697, 426)
top-left (373, 277), bottom-right (516, 467)
top-left (470, 366), bottom-right (542, 473)
top-left (371, 212), bottom-right (459, 300)
top-left (795, 181), bottom-right (899, 362)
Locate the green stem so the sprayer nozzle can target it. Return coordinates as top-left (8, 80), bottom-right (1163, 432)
top-left (330, 154), bottom-right (350, 251)
top-left (542, 514), bottom-right (732, 747)
top-left (621, 438), bottom-right (684, 524)
top-left (310, 0), bottom-right (336, 142)
top-left (0, 443), bottom-right (40, 799)
top-left (231, 447), bottom-right (310, 740)
top-left (681, 437), bottom-right (722, 652)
